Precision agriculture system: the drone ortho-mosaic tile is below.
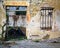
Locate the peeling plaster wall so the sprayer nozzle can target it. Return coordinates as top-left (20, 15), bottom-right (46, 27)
top-left (27, 2), bottom-right (60, 40)
top-left (55, 10), bottom-right (60, 30)
top-left (0, 0), bottom-right (60, 40)
top-left (27, 11), bottom-right (40, 39)
top-left (27, 10), bottom-right (60, 40)
top-left (0, 2), bottom-right (6, 38)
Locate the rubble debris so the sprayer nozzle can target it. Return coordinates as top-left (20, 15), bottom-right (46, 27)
top-left (47, 37), bottom-right (60, 43)
top-left (42, 34), bottom-right (49, 40)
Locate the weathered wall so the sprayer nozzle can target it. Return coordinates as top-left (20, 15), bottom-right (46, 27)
top-left (0, 0), bottom-right (60, 40)
top-left (0, 2), bottom-right (6, 38)
top-left (27, 10), bottom-right (60, 40)
top-left (27, 0), bottom-right (60, 40)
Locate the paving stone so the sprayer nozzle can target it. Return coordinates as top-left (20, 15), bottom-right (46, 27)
top-left (0, 40), bottom-right (60, 48)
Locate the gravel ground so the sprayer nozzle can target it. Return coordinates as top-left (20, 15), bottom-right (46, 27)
top-left (0, 40), bottom-right (60, 48)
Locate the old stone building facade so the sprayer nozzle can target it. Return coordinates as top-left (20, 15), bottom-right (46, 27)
top-left (0, 0), bottom-right (60, 40)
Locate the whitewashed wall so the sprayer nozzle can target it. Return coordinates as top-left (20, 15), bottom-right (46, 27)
top-left (55, 10), bottom-right (60, 31)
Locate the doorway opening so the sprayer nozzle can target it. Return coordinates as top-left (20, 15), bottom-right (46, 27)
top-left (5, 6), bottom-right (27, 40)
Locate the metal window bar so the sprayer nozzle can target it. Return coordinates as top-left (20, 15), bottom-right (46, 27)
top-left (40, 7), bottom-right (54, 30)
top-left (45, 9), bottom-right (46, 29)
top-left (48, 10), bottom-right (49, 28)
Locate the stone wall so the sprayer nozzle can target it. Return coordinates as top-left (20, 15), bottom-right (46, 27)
top-left (0, 2), bottom-right (6, 38)
top-left (27, 0), bottom-right (60, 40)
top-left (0, 0), bottom-right (60, 40)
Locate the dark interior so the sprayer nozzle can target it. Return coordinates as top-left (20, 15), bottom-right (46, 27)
top-left (16, 11), bottom-right (26, 15)
top-left (5, 6), bottom-right (27, 40)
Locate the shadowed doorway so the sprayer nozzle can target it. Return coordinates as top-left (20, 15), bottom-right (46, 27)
top-left (5, 6), bottom-right (27, 40)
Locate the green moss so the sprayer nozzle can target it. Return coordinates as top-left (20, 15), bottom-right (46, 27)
top-left (8, 36), bottom-right (27, 41)
top-left (33, 39), bottom-right (41, 42)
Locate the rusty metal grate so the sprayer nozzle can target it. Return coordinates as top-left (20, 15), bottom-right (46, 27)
top-left (40, 7), bottom-right (54, 30)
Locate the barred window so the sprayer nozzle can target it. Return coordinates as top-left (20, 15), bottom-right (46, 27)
top-left (40, 7), bottom-right (54, 30)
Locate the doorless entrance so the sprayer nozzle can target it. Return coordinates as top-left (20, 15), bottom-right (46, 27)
top-left (5, 6), bottom-right (27, 39)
